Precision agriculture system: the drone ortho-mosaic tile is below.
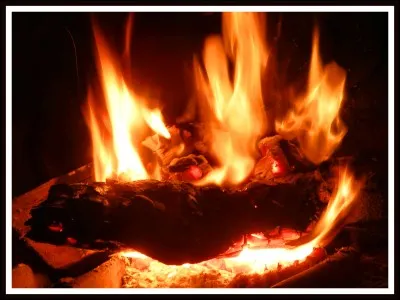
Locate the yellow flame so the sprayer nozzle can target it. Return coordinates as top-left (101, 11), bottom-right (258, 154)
top-left (142, 109), bottom-right (171, 139)
top-left (85, 17), bottom-right (170, 182)
top-left (86, 13), bottom-right (348, 184)
top-left (276, 27), bottom-right (347, 165)
top-left (86, 92), bottom-right (113, 182)
top-left (194, 12), bottom-right (268, 186)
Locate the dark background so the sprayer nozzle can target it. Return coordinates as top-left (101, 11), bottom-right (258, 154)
top-left (12, 12), bottom-right (389, 198)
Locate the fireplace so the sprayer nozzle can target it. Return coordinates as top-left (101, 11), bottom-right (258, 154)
top-left (11, 10), bottom-right (390, 290)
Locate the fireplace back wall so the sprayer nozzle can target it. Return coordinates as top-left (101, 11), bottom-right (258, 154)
top-left (12, 12), bottom-right (388, 199)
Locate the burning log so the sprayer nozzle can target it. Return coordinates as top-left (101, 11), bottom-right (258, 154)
top-left (25, 172), bottom-right (325, 265)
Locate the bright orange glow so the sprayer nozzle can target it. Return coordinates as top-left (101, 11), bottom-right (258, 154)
top-left (85, 17), bottom-right (170, 182)
top-left (121, 167), bottom-right (362, 280)
top-left (276, 27), bottom-right (347, 165)
top-left (194, 12), bottom-right (268, 186)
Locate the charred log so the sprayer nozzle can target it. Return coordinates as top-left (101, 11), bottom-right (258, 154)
top-left (26, 172), bottom-right (325, 265)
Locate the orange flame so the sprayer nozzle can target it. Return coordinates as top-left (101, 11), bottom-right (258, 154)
top-left (276, 27), bottom-right (347, 165)
top-left (142, 108), bottom-right (171, 139)
top-left (85, 16), bottom-right (170, 182)
top-left (228, 166), bottom-right (361, 273)
top-left (194, 12), bottom-right (268, 186)
top-left (86, 90), bottom-right (113, 181)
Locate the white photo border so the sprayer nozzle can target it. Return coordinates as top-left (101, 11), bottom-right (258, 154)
top-left (5, 5), bottom-right (395, 295)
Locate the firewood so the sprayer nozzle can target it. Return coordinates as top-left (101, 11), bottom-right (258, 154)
top-left (25, 172), bottom-right (325, 265)
top-left (271, 247), bottom-right (361, 288)
top-left (55, 255), bottom-right (126, 288)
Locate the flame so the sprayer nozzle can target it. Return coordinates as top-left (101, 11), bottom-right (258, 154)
top-left (229, 166), bottom-right (362, 273)
top-left (85, 16), bottom-right (170, 182)
top-left (86, 91), bottom-right (113, 181)
top-left (142, 109), bottom-right (171, 139)
top-left (276, 27), bottom-right (347, 165)
top-left (86, 14), bottom-right (348, 184)
top-left (120, 167), bottom-right (362, 282)
top-left (194, 12), bottom-right (268, 186)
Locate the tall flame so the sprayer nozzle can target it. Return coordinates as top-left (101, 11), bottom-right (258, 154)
top-left (276, 27), bottom-right (347, 165)
top-left (194, 12), bottom-right (268, 186)
top-left (85, 16), bottom-right (170, 182)
top-left (86, 91), bottom-right (113, 181)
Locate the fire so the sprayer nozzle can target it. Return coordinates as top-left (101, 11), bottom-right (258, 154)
top-left (86, 95), bottom-right (113, 181)
top-left (85, 13), bottom-right (348, 184)
top-left (276, 27), bottom-right (347, 165)
top-left (84, 16), bottom-right (170, 182)
top-left (228, 167), bottom-right (362, 273)
top-left (82, 13), bottom-right (362, 284)
top-left (120, 167), bottom-right (362, 284)
top-left (194, 12), bottom-right (268, 185)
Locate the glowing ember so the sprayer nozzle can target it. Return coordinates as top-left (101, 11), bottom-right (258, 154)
top-left (272, 160), bottom-right (281, 174)
top-left (48, 222), bottom-right (63, 233)
top-left (182, 165), bottom-right (203, 181)
top-left (120, 246), bottom-right (326, 288)
top-left (276, 27), bottom-right (347, 165)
